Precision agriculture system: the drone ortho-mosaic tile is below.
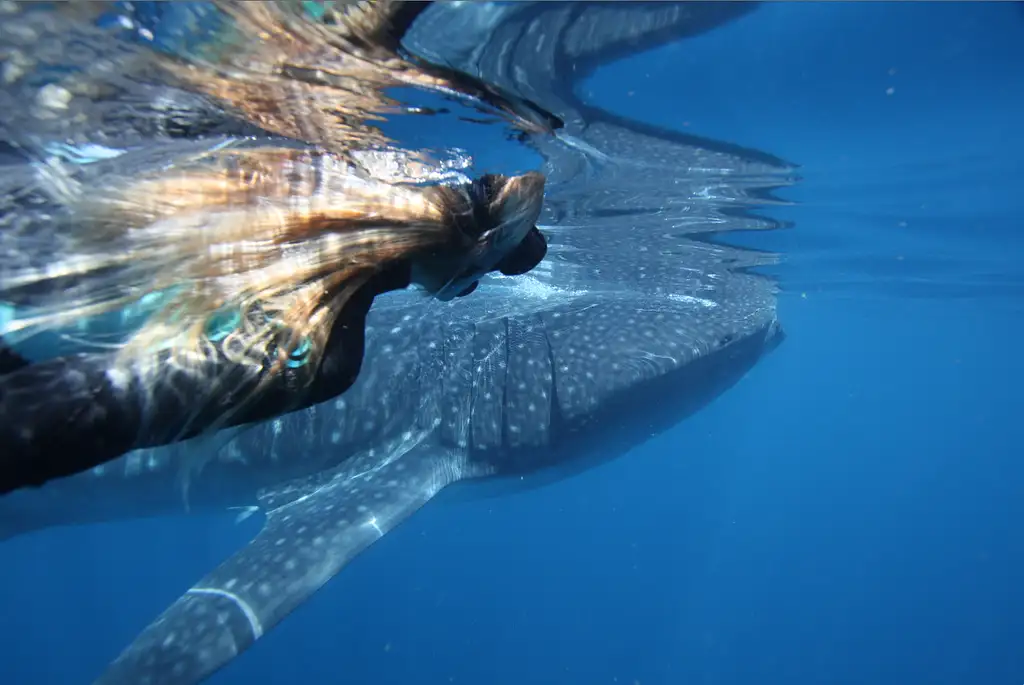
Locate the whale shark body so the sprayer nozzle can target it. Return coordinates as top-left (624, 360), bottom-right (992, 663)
top-left (2, 239), bottom-right (785, 684)
top-left (0, 2), bottom-right (796, 683)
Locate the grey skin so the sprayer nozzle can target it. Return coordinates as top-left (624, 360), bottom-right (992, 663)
top-left (0, 2), bottom-right (798, 684)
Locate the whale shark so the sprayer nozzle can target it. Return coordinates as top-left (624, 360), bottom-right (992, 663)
top-left (0, 2), bottom-right (796, 683)
top-left (1, 239), bottom-right (786, 685)
top-left (0, 157), bottom-right (791, 684)
top-left (0, 183), bottom-right (790, 684)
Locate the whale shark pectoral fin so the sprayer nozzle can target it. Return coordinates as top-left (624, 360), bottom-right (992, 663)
top-left (93, 446), bottom-right (467, 685)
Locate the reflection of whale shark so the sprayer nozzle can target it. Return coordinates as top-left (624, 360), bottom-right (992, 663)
top-left (0, 2), bottom-right (795, 684)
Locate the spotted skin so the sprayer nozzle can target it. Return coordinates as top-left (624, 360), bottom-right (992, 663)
top-left (75, 259), bottom-right (783, 685)
top-left (99, 442), bottom-right (470, 685)
top-left (0, 3), bottom-right (797, 684)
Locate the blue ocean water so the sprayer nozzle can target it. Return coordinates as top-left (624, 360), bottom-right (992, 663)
top-left (2, 2), bottom-right (1023, 684)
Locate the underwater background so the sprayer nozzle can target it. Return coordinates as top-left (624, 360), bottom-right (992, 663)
top-left (2, 2), bottom-right (1023, 684)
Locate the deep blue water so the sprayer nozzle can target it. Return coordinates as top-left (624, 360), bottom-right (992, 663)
top-left (3, 2), bottom-right (1024, 684)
